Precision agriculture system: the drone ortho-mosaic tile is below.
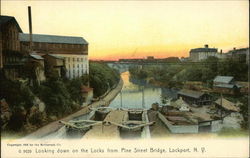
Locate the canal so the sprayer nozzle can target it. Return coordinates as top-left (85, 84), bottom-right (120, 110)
top-left (109, 71), bottom-right (177, 109)
top-left (43, 71), bottom-right (177, 139)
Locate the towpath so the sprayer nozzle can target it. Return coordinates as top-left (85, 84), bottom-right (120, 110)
top-left (24, 79), bottom-right (123, 139)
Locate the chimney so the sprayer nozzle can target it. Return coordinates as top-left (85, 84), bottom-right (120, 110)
top-left (220, 49), bottom-right (222, 53)
top-left (233, 47), bottom-right (236, 50)
top-left (204, 44), bottom-right (209, 48)
top-left (28, 6), bottom-right (33, 53)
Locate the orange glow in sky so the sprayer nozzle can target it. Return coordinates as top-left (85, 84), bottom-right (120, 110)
top-left (2, 1), bottom-right (249, 60)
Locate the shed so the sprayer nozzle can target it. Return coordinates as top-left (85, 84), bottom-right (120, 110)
top-left (213, 76), bottom-right (241, 95)
top-left (81, 86), bottom-right (94, 104)
top-left (177, 89), bottom-right (212, 106)
top-left (214, 98), bottom-right (240, 112)
top-left (213, 76), bottom-right (234, 84)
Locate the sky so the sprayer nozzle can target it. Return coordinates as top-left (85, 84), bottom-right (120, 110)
top-left (1, 0), bottom-right (249, 60)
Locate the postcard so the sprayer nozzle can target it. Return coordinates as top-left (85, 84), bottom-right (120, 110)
top-left (1, 0), bottom-right (249, 158)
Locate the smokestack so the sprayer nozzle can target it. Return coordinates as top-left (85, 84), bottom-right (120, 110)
top-left (204, 44), bottom-right (209, 48)
top-left (28, 6), bottom-right (33, 53)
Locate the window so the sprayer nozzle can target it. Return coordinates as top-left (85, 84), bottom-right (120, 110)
top-left (13, 42), bottom-right (16, 50)
top-left (73, 64), bottom-right (75, 68)
top-left (73, 58), bottom-right (75, 62)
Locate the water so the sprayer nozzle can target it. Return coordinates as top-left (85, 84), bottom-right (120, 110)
top-left (43, 71), bottom-right (177, 138)
top-left (109, 71), bottom-right (177, 109)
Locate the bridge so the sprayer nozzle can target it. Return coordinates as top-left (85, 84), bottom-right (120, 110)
top-left (103, 61), bottom-right (225, 73)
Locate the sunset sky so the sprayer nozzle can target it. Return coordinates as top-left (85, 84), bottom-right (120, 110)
top-left (1, 0), bottom-right (249, 60)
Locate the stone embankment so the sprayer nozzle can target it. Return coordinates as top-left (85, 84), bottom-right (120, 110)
top-left (24, 79), bottom-right (123, 139)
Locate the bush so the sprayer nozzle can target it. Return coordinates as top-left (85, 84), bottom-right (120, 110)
top-left (8, 107), bottom-right (27, 131)
top-left (238, 96), bottom-right (248, 129)
top-left (29, 112), bottom-right (44, 125)
top-left (37, 79), bottom-right (73, 117)
top-left (64, 77), bottom-right (87, 104)
top-left (0, 79), bottom-right (35, 110)
top-left (89, 62), bottom-right (120, 97)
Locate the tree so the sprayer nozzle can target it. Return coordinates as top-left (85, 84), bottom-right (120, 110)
top-left (89, 62), bottom-right (120, 97)
top-left (238, 96), bottom-right (248, 129)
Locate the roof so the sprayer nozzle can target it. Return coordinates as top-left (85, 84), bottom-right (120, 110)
top-left (214, 98), bottom-right (239, 112)
top-left (19, 33), bottom-right (88, 45)
top-left (0, 15), bottom-right (22, 32)
top-left (171, 97), bottom-right (189, 108)
top-left (30, 53), bottom-right (44, 60)
top-left (190, 48), bottom-right (217, 53)
top-left (213, 76), bottom-right (234, 84)
top-left (178, 89), bottom-right (205, 99)
top-left (46, 54), bottom-right (65, 60)
top-left (81, 86), bottom-right (93, 93)
top-left (214, 84), bottom-right (241, 89)
top-left (228, 48), bottom-right (249, 54)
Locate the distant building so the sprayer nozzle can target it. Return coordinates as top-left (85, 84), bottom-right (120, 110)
top-left (162, 57), bottom-right (181, 62)
top-left (146, 56), bottom-right (154, 60)
top-left (213, 76), bottom-right (241, 95)
top-left (226, 47), bottom-right (249, 64)
top-left (19, 33), bottom-right (89, 79)
top-left (189, 44), bottom-right (218, 62)
top-left (215, 49), bottom-right (227, 60)
top-left (180, 57), bottom-right (190, 62)
top-left (0, 16), bottom-right (24, 80)
top-left (177, 89), bottom-right (212, 106)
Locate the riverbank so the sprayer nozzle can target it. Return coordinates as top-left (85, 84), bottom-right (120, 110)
top-left (23, 78), bottom-right (123, 139)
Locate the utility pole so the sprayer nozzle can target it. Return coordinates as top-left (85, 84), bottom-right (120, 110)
top-left (220, 93), bottom-right (223, 123)
top-left (28, 6), bottom-right (33, 53)
top-left (120, 91), bottom-right (123, 108)
top-left (142, 86), bottom-right (145, 109)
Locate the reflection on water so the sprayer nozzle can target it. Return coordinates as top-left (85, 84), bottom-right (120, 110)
top-left (44, 71), bottom-right (177, 139)
top-left (109, 71), bottom-right (177, 109)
